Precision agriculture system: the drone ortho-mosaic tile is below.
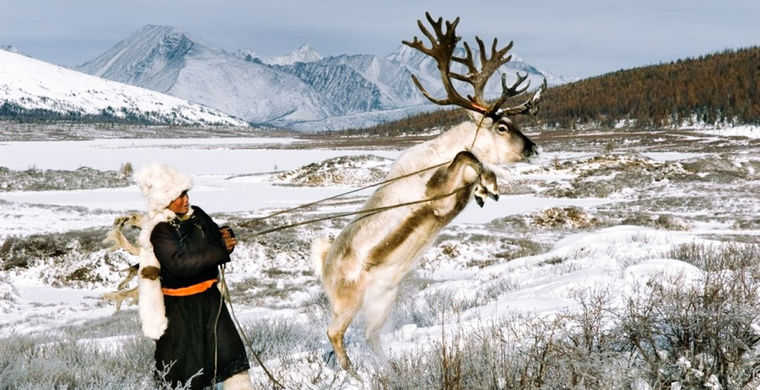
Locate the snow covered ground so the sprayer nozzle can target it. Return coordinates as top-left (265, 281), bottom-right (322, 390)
top-left (0, 126), bottom-right (758, 388)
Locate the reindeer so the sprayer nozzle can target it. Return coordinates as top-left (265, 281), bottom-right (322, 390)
top-left (311, 12), bottom-right (545, 370)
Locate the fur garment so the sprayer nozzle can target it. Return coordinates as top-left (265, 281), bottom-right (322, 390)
top-left (133, 163), bottom-right (194, 339)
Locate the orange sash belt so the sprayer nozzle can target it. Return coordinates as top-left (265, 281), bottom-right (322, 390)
top-left (162, 279), bottom-right (217, 296)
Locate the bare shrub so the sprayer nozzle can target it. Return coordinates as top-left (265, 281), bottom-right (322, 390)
top-left (240, 316), bottom-right (324, 359)
top-left (539, 256), bottom-right (566, 266)
top-left (668, 241), bottom-right (760, 271)
top-left (390, 278), bottom-right (452, 329)
top-left (1, 228), bottom-right (108, 271)
top-left (490, 238), bottom-right (548, 264)
top-left (0, 332), bottom-right (155, 389)
top-left (371, 289), bottom-right (627, 389)
top-left (531, 207), bottom-right (598, 229)
top-left (271, 154), bottom-right (392, 187)
top-left (620, 243), bottom-right (760, 388)
top-left (655, 214), bottom-right (690, 230)
top-left (543, 154), bottom-right (693, 199)
top-left (604, 141), bottom-right (615, 154)
top-left (120, 161), bottom-right (134, 178)
top-left (0, 166), bottom-right (130, 192)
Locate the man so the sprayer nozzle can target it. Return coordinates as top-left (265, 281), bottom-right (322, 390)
top-left (134, 163), bottom-right (253, 389)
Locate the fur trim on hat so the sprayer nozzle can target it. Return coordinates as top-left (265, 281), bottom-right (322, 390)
top-left (134, 163), bottom-right (192, 213)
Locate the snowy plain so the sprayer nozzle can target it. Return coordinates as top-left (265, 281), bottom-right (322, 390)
top-left (0, 125), bottom-right (759, 388)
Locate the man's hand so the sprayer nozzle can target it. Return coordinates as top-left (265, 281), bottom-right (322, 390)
top-left (220, 227), bottom-right (237, 253)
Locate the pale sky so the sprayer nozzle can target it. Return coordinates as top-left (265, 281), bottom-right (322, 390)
top-left (1, 0), bottom-right (758, 79)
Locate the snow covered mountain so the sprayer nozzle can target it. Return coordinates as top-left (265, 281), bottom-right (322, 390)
top-left (76, 25), bottom-right (566, 131)
top-left (76, 25), bottom-right (332, 127)
top-left (0, 48), bottom-right (247, 126)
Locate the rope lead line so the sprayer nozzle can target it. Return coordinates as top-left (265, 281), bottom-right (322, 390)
top-left (216, 142), bottom-right (484, 384)
top-left (252, 122), bottom-right (486, 227)
top-left (215, 184), bottom-right (472, 388)
top-left (251, 184), bottom-right (472, 237)
top-left (250, 160), bottom-right (450, 223)
top-left (218, 265), bottom-right (286, 389)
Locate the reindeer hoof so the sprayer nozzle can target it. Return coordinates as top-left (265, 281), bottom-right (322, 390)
top-left (475, 196), bottom-right (485, 208)
top-left (490, 193), bottom-right (499, 201)
top-left (323, 350), bottom-right (337, 367)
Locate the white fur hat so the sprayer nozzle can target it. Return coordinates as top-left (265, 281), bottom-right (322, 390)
top-left (134, 163), bottom-right (192, 212)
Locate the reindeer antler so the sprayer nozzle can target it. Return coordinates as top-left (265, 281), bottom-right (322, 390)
top-left (403, 12), bottom-right (545, 119)
top-left (103, 212), bottom-right (143, 256)
top-left (101, 213), bottom-right (144, 312)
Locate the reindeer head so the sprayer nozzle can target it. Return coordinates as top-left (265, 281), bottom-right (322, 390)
top-left (403, 12), bottom-right (545, 162)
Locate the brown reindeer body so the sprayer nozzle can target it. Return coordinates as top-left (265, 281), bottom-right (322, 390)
top-left (313, 13), bottom-right (546, 370)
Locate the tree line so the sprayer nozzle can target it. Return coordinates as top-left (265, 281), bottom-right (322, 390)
top-left (0, 103), bottom-right (181, 125)
top-left (539, 46), bottom-right (760, 128)
top-left (343, 46), bottom-right (760, 134)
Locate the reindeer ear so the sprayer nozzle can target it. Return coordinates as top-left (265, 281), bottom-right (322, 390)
top-left (466, 110), bottom-right (495, 128)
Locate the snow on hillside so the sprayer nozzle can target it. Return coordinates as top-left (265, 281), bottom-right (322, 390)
top-left (1, 45), bottom-right (25, 55)
top-left (0, 48), bottom-right (248, 126)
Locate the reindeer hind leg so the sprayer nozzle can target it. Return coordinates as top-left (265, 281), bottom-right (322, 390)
top-left (326, 285), bottom-right (364, 371)
top-left (362, 283), bottom-right (399, 358)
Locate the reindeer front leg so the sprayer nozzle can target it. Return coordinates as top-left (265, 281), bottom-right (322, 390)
top-left (473, 169), bottom-right (499, 207)
top-left (426, 151), bottom-right (500, 215)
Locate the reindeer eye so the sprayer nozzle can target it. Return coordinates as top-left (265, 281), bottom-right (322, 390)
top-left (495, 118), bottom-right (513, 134)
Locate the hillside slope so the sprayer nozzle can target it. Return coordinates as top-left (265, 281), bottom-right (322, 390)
top-left (539, 47), bottom-right (760, 128)
top-left (0, 48), bottom-right (247, 126)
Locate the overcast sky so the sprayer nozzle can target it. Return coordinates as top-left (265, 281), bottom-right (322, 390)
top-left (1, 0), bottom-right (758, 79)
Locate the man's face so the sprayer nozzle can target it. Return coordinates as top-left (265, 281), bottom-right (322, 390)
top-left (168, 191), bottom-right (189, 215)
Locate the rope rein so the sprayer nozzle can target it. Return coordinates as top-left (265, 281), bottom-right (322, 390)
top-left (468, 113), bottom-right (486, 152)
top-left (251, 184), bottom-right (472, 237)
top-left (248, 160), bottom-right (450, 224)
top-left (213, 122), bottom-right (486, 386)
top-left (248, 118), bottom-right (485, 231)
top-left (216, 184), bottom-right (473, 387)
top-left (212, 286), bottom-right (224, 384)
top-left (218, 265), bottom-right (286, 389)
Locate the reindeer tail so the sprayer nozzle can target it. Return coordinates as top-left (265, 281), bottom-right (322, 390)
top-left (311, 237), bottom-right (331, 278)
